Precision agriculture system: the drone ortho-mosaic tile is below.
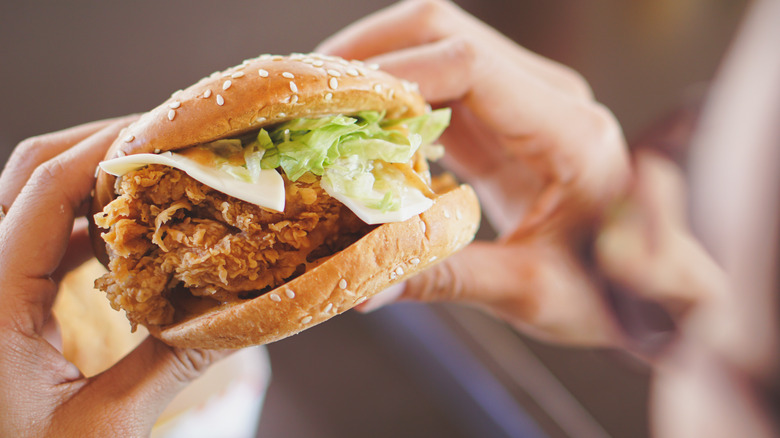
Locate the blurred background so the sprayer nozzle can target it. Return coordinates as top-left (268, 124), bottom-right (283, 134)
top-left (0, 1), bottom-right (751, 437)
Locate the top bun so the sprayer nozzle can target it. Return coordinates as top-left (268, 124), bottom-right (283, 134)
top-left (91, 53), bottom-right (429, 268)
top-left (107, 53), bottom-right (427, 159)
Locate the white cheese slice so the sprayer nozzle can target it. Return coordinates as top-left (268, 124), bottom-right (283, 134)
top-left (320, 179), bottom-right (433, 225)
top-left (99, 152), bottom-right (286, 212)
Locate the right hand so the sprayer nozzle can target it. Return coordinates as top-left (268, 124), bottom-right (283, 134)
top-left (318, 0), bottom-right (632, 346)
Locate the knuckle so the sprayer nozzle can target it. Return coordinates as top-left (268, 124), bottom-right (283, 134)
top-left (578, 101), bottom-right (624, 153)
top-left (168, 348), bottom-right (216, 383)
top-left (6, 135), bottom-right (49, 173)
top-left (575, 103), bottom-right (630, 202)
top-left (29, 156), bottom-right (69, 189)
top-left (445, 34), bottom-right (477, 62)
top-left (559, 67), bottom-right (594, 100)
top-left (404, 0), bottom-right (447, 26)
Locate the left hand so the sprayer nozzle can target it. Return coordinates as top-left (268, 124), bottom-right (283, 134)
top-left (0, 118), bottom-right (228, 437)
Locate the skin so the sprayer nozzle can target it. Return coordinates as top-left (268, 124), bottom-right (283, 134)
top-left (1, 0), bottom-right (772, 436)
top-left (327, 1), bottom-right (777, 436)
top-left (317, 0), bottom-right (636, 346)
top-left (0, 117), bottom-right (229, 437)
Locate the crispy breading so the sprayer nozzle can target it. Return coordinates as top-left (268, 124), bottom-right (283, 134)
top-left (94, 165), bottom-right (373, 329)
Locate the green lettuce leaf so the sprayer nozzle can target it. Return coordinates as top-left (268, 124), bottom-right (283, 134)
top-left (203, 108), bottom-right (450, 220)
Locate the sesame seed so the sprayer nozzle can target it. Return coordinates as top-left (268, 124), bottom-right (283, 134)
top-left (282, 72), bottom-right (294, 79)
top-left (390, 272), bottom-right (398, 280)
top-left (368, 63), bottom-right (380, 70)
top-left (256, 116), bottom-right (267, 123)
top-left (338, 279), bottom-right (347, 289)
top-left (168, 101), bottom-right (181, 109)
top-left (355, 296), bottom-right (367, 305)
top-left (216, 94), bottom-right (225, 105)
top-left (395, 266), bottom-right (404, 276)
top-left (326, 69), bottom-right (341, 77)
top-left (373, 84), bottom-right (383, 93)
top-left (410, 258), bottom-right (420, 265)
top-left (312, 60), bottom-right (324, 67)
top-left (154, 148), bottom-right (161, 154)
top-left (289, 81), bottom-right (298, 93)
top-left (346, 67), bottom-right (359, 76)
top-left (420, 221), bottom-right (427, 233)
top-left (123, 134), bottom-right (135, 142)
top-left (443, 210), bottom-right (451, 219)
top-left (203, 89), bottom-right (212, 98)
top-left (290, 94), bottom-right (299, 104)
top-left (324, 92), bottom-right (333, 100)
top-left (429, 256), bottom-right (438, 262)
top-left (324, 303), bottom-right (333, 313)
top-left (285, 289), bottom-right (296, 299)
top-left (94, 166), bottom-right (100, 178)
top-left (269, 293), bottom-right (281, 302)
top-left (302, 316), bottom-right (313, 324)
top-left (117, 150), bottom-right (126, 157)
top-left (276, 112), bottom-right (286, 118)
top-left (167, 110), bottom-right (176, 121)
top-left (329, 77), bottom-right (338, 89)
top-left (222, 80), bottom-right (232, 90)
top-left (388, 89), bottom-right (395, 99)
top-left (302, 58), bottom-right (315, 64)
top-left (231, 71), bottom-right (245, 78)
top-left (258, 69), bottom-right (269, 77)
top-left (456, 209), bottom-right (462, 220)
top-left (271, 55), bottom-right (283, 61)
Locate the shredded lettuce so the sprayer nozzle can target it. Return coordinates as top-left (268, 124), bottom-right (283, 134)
top-left (203, 108), bottom-right (450, 219)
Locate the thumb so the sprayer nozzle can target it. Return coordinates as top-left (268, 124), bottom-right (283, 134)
top-left (54, 336), bottom-right (230, 436)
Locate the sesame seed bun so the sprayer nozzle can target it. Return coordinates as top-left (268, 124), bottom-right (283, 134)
top-left (89, 53), bottom-right (480, 348)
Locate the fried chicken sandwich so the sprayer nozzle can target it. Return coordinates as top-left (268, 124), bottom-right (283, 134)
top-left (90, 53), bottom-right (480, 349)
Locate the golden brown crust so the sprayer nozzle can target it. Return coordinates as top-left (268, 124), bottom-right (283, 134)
top-left (150, 184), bottom-right (480, 349)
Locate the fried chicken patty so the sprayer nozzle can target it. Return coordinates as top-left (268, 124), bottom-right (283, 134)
top-left (94, 165), bottom-right (374, 329)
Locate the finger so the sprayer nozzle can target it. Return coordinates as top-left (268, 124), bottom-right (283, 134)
top-left (651, 341), bottom-right (777, 438)
top-left (372, 37), bottom-right (630, 233)
top-left (404, 241), bottom-right (623, 346)
top-left (317, 0), bottom-right (592, 100)
top-left (0, 116), bottom-right (135, 210)
top-left (0, 121), bottom-right (130, 334)
top-left (367, 36), bottom-right (476, 103)
top-left (51, 337), bottom-right (231, 437)
top-left (595, 151), bottom-right (727, 314)
top-left (52, 218), bottom-right (94, 283)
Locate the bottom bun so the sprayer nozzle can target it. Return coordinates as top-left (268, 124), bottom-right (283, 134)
top-left (149, 184), bottom-right (480, 349)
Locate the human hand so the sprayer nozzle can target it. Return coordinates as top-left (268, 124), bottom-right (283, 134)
top-left (0, 119), bottom-right (228, 437)
top-left (317, 0), bottom-right (631, 346)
